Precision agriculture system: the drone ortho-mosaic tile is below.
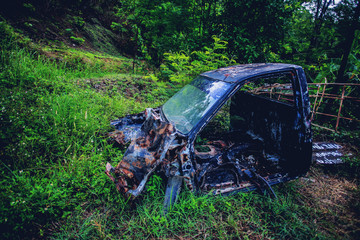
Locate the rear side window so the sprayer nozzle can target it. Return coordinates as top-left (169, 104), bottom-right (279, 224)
top-left (241, 72), bottom-right (295, 106)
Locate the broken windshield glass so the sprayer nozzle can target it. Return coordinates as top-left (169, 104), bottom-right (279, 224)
top-left (162, 76), bottom-right (232, 134)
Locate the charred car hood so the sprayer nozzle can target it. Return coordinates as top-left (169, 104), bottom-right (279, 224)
top-left (106, 108), bottom-right (178, 197)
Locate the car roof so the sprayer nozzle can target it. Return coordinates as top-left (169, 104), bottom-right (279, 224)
top-left (200, 63), bottom-right (302, 83)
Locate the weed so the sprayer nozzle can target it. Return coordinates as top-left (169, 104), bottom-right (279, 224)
top-left (69, 15), bottom-right (85, 28)
top-left (146, 174), bottom-right (164, 198)
top-left (23, 3), bottom-right (36, 12)
top-left (70, 36), bottom-right (85, 45)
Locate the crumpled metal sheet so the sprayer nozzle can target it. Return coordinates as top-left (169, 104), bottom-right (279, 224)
top-left (106, 108), bottom-right (177, 197)
top-left (109, 111), bottom-right (146, 145)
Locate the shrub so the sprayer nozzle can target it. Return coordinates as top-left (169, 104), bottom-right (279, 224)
top-left (157, 36), bottom-right (237, 86)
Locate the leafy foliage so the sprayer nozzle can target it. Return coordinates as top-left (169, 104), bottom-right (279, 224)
top-left (155, 36), bottom-right (236, 86)
top-left (221, 0), bottom-right (296, 63)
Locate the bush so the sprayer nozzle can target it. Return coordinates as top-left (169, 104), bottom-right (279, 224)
top-left (156, 36), bottom-right (237, 86)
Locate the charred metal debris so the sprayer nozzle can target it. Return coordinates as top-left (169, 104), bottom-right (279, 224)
top-left (105, 63), bottom-right (313, 211)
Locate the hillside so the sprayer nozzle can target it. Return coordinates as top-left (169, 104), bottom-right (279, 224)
top-left (0, 1), bottom-right (136, 55)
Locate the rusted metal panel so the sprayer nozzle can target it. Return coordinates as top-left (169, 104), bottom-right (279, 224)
top-left (106, 108), bottom-right (178, 197)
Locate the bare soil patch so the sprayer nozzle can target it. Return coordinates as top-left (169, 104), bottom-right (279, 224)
top-left (299, 166), bottom-right (360, 238)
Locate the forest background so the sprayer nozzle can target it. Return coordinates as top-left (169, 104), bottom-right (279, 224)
top-left (1, 0), bottom-right (359, 239)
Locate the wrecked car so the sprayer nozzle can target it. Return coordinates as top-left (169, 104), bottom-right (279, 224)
top-left (105, 63), bottom-right (312, 211)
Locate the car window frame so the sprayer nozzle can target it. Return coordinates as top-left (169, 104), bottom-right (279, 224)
top-left (188, 69), bottom-right (302, 144)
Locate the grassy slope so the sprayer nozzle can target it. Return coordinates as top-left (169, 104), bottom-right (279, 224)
top-left (0, 22), bottom-right (359, 240)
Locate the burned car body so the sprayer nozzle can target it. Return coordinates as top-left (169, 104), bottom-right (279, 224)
top-left (106, 63), bottom-right (312, 210)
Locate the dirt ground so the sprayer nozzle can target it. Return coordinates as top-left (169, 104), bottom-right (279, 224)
top-left (299, 165), bottom-right (360, 239)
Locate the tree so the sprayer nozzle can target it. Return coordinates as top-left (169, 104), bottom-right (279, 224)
top-left (221, 0), bottom-right (296, 63)
top-left (334, 0), bottom-right (360, 83)
top-left (115, 0), bottom-right (196, 65)
top-left (305, 0), bottom-right (335, 63)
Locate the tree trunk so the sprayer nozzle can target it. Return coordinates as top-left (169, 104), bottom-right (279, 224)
top-left (335, 1), bottom-right (360, 84)
top-left (306, 0), bottom-right (333, 64)
top-left (320, 1), bottom-right (360, 124)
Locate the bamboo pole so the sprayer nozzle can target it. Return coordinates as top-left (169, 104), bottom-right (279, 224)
top-left (335, 85), bottom-right (346, 132)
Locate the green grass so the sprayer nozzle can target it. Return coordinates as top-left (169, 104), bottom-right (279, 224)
top-left (0, 21), bottom-right (359, 239)
top-left (0, 22), bottom-right (163, 239)
top-left (49, 181), bottom-right (328, 239)
top-left (40, 45), bottom-right (143, 74)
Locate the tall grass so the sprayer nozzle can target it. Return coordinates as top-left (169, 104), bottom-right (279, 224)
top-left (0, 22), bottom-right (155, 238)
top-left (52, 182), bottom-right (328, 239)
